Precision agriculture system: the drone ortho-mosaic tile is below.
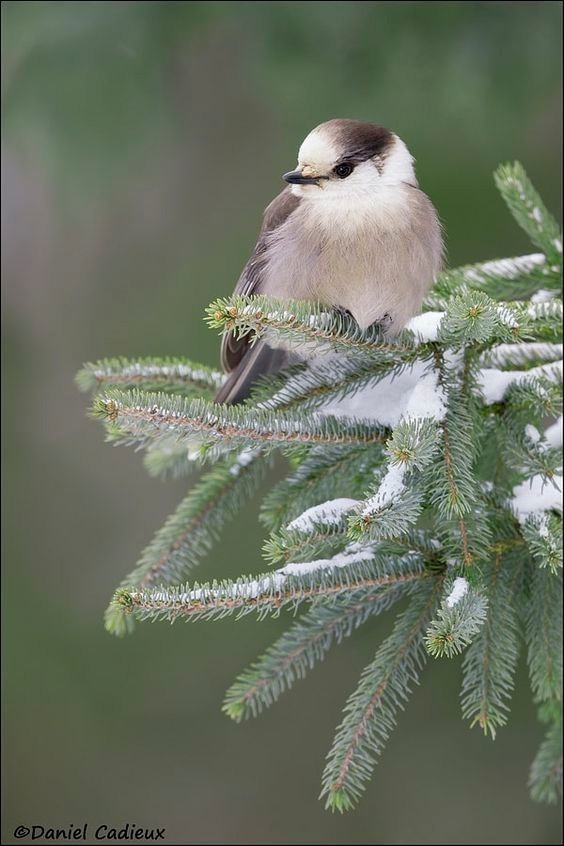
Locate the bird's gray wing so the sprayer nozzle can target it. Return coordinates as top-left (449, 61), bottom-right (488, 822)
top-left (214, 341), bottom-right (295, 405)
top-left (220, 187), bottom-right (300, 374)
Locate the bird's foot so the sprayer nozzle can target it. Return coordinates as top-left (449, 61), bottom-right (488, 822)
top-left (332, 305), bottom-right (357, 332)
top-left (369, 313), bottom-right (393, 334)
top-left (333, 305), bottom-right (354, 320)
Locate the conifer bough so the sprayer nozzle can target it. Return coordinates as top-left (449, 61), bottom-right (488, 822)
top-left (78, 163), bottom-right (562, 812)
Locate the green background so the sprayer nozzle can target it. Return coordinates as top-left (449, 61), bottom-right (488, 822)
top-left (2, 2), bottom-right (562, 843)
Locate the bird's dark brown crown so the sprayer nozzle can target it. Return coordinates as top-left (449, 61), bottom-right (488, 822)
top-left (320, 119), bottom-right (394, 164)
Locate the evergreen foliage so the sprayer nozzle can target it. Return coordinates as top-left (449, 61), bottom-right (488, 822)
top-left (78, 163), bottom-right (562, 811)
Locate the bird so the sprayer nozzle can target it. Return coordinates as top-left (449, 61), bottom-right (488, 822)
top-left (215, 119), bottom-right (443, 405)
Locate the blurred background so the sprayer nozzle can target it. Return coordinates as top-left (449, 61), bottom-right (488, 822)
top-left (2, 2), bottom-right (562, 844)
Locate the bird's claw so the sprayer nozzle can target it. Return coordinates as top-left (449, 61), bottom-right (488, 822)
top-left (370, 313), bottom-right (393, 333)
top-left (333, 306), bottom-right (354, 320)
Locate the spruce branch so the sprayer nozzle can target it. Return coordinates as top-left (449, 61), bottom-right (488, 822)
top-left (320, 578), bottom-right (442, 812)
top-left (437, 291), bottom-right (524, 347)
top-left (431, 368), bottom-right (478, 520)
top-left (93, 388), bottom-right (389, 452)
top-left (79, 159), bottom-right (563, 812)
top-left (348, 486), bottom-right (424, 542)
top-left (428, 357), bottom-right (490, 567)
top-left (425, 577), bottom-right (488, 658)
top-left (529, 720), bottom-right (563, 805)
top-left (205, 294), bottom-right (429, 361)
top-left (526, 298), bottom-right (563, 328)
top-left (503, 422), bottom-right (563, 488)
top-left (373, 529), bottom-right (445, 566)
top-left (427, 296), bottom-right (562, 349)
top-left (263, 521), bottom-right (351, 566)
top-left (514, 300), bottom-right (563, 343)
top-left (385, 417), bottom-right (442, 472)
top-left (260, 444), bottom-right (380, 531)
top-left (479, 341), bottom-right (563, 371)
top-left (105, 449), bottom-right (268, 635)
top-left (426, 253), bottom-right (560, 306)
top-left (521, 514), bottom-right (563, 575)
top-left (494, 162), bottom-right (563, 265)
top-left (460, 553), bottom-right (521, 738)
top-left (117, 551), bottom-right (431, 624)
top-left (248, 355), bottom-right (426, 415)
top-left (525, 566), bottom-right (563, 705)
top-left (503, 375), bottom-right (563, 429)
top-left (348, 416), bottom-right (441, 542)
top-left (223, 580), bottom-right (412, 722)
top-left (142, 436), bottom-right (195, 480)
top-left (77, 356), bottom-right (224, 397)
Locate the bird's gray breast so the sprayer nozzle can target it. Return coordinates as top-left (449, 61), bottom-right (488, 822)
top-left (260, 189), bottom-right (442, 332)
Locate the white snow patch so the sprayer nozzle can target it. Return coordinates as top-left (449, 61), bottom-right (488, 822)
top-left (280, 542), bottom-right (375, 577)
top-left (553, 238), bottom-right (563, 254)
top-left (536, 514), bottom-right (550, 538)
top-left (321, 363), bottom-right (424, 426)
top-left (406, 311), bottom-right (445, 342)
top-left (531, 289), bottom-right (557, 303)
top-left (446, 577), bottom-right (468, 608)
top-left (543, 417), bottom-right (563, 449)
top-left (477, 360), bottom-right (563, 404)
top-left (531, 207), bottom-right (543, 223)
top-left (258, 352), bottom-right (350, 410)
top-left (525, 425), bottom-right (541, 443)
top-left (321, 363), bottom-right (446, 523)
top-left (444, 348), bottom-right (465, 371)
top-left (481, 342), bottom-right (562, 368)
top-left (229, 448), bottom-right (261, 476)
top-left (403, 367), bottom-right (447, 421)
top-left (476, 370), bottom-right (516, 404)
top-left (511, 474), bottom-right (563, 524)
top-left (362, 464), bottom-right (407, 517)
top-left (321, 360), bottom-right (446, 427)
top-left (286, 498), bottom-right (359, 531)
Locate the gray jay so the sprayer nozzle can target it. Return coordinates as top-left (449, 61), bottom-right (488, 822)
top-left (216, 119), bottom-right (443, 405)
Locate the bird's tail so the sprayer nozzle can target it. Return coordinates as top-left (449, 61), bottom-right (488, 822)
top-left (215, 341), bottom-right (293, 405)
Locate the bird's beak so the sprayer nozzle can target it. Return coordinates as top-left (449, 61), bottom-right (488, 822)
top-left (283, 169), bottom-right (321, 185)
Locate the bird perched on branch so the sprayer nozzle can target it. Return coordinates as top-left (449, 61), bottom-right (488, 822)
top-left (216, 119), bottom-right (443, 405)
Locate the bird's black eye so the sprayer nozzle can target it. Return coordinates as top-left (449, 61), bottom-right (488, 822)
top-left (334, 162), bottom-right (354, 179)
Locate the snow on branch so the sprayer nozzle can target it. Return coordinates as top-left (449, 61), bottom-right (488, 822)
top-left (479, 342), bottom-right (563, 369)
top-left (115, 549), bottom-right (429, 624)
top-left (511, 475), bottom-right (563, 525)
top-left (93, 388), bottom-right (390, 451)
top-left (477, 361), bottom-right (562, 404)
top-left (425, 578), bottom-right (488, 659)
top-left (286, 499), bottom-right (360, 532)
top-left (77, 356), bottom-right (224, 396)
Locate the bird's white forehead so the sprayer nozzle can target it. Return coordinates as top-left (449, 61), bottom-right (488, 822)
top-left (297, 126), bottom-right (339, 169)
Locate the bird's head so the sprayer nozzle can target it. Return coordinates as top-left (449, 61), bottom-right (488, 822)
top-left (283, 119), bottom-right (417, 200)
